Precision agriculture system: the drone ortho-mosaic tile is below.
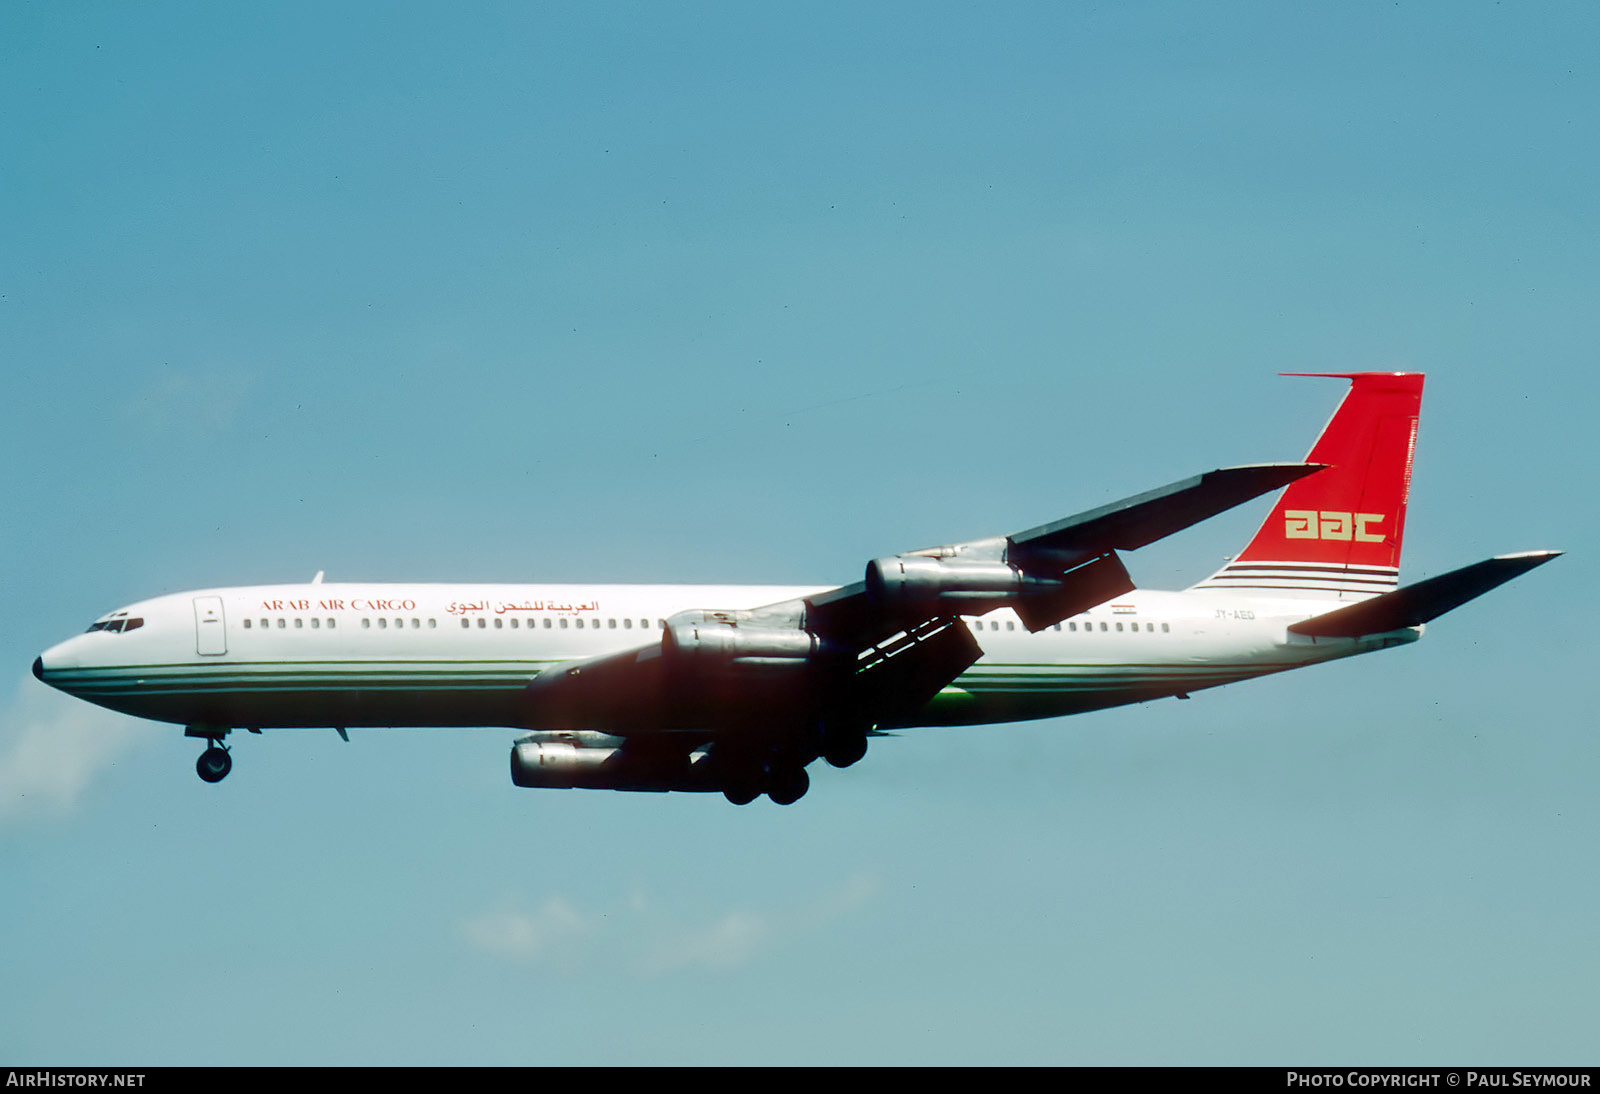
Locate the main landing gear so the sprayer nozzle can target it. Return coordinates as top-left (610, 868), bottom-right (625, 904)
top-left (186, 725), bottom-right (233, 783)
top-left (721, 752), bottom-right (811, 807)
top-left (717, 721), bottom-right (872, 805)
top-left (819, 724), bottom-right (869, 769)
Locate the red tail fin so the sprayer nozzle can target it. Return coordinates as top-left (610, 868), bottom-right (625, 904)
top-left (1195, 373), bottom-right (1424, 600)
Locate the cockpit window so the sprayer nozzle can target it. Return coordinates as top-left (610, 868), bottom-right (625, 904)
top-left (85, 614), bottom-right (144, 634)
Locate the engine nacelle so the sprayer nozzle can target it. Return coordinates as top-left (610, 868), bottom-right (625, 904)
top-left (510, 733), bottom-right (719, 792)
top-left (663, 609), bottom-right (837, 669)
top-left (866, 556), bottom-right (1052, 613)
top-left (865, 550), bottom-right (1135, 632)
top-left (511, 739), bottom-right (612, 787)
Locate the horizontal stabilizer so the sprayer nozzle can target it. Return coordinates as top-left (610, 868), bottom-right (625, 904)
top-left (1287, 550), bottom-right (1561, 638)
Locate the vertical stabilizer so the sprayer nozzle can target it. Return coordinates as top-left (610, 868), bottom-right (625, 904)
top-left (1193, 372), bottom-right (1424, 600)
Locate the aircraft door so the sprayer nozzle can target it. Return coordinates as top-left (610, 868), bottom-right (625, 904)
top-left (193, 596), bottom-right (227, 656)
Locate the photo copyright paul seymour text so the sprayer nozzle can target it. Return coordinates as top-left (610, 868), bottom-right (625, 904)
top-left (1287, 1074), bottom-right (1592, 1089)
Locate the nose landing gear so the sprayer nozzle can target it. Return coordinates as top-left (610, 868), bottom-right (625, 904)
top-left (186, 725), bottom-right (233, 783)
top-left (196, 743), bottom-right (232, 783)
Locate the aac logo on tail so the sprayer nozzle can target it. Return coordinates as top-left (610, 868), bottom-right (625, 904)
top-left (33, 372), bottom-right (1559, 805)
top-left (1284, 511), bottom-right (1386, 542)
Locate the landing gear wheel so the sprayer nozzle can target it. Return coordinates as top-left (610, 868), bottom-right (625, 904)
top-left (766, 765), bottom-right (809, 806)
top-left (723, 782), bottom-right (760, 806)
top-left (822, 730), bottom-right (868, 769)
top-left (196, 745), bottom-right (232, 783)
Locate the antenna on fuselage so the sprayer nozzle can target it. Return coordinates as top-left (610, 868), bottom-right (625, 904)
top-left (312, 571), bottom-right (325, 584)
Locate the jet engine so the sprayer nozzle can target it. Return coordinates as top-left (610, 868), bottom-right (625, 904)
top-left (867, 556), bottom-right (1050, 612)
top-left (509, 732), bottom-right (719, 792)
top-left (866, 551), bottom-right (1133, 631)
top-left (662, 609), bottom-right (844, 670)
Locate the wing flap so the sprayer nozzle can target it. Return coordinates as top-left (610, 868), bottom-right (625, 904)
top-left (1012, 552), bottom-right (1134, 632)
top-left (851, 616), bottom-right (984, 726)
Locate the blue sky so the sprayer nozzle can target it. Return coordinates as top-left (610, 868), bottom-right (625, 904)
top-left (3, 1), bottom-right (1595, 1064)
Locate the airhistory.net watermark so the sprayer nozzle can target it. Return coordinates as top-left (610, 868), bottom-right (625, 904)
top-left (6, 1075), bottom-right (145, 1088)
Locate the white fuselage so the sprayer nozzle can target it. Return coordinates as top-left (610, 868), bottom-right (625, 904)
top-left (34, 581), bottom-right (1417, 734)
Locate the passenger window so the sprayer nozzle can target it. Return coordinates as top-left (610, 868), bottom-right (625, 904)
top-left (461, 619), bottom-right (470, 629)
top-left (311, 618), bottom-right (320, 629)
top-left (624, 618), bottom-right (633, 629)
top-left (560, 618), bottom-right (569, 629)
top-left (295, 618), bottom-right (304, 629)
top-left (1161, 623), bottom-right (1170, 633)
top-left (277, 618), bottom-right (286, 629)
top-left (494, 618), bottom-right (503, 629)
top-left (477, 618), bottom-right (486, 629)
top-left (378, 618), bottom-right (387, 629)
top-left (243, 619), bottom-right (252, 629)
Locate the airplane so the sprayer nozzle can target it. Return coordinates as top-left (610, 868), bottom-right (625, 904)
top-left (32, 372), bottom-right (1559, 805)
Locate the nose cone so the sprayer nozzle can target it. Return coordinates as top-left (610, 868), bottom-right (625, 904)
top-left (32, 638), bottom-right (81, 692)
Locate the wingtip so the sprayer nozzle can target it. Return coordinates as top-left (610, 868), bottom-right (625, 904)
top-left (1496, 549), bottom-right (1563, 563)
top-left (1215, 461), bottom-right (1328, 484)
top-left (1216, 460), bottom-right (1328, 471)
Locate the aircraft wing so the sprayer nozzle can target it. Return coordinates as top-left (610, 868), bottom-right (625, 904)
top-left (1008, 463), bottom-right (1332, 555)
top-left (526, 461), bottom-right (1323, 734)
top-left (807, 462), bottom-right (1324, 643)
